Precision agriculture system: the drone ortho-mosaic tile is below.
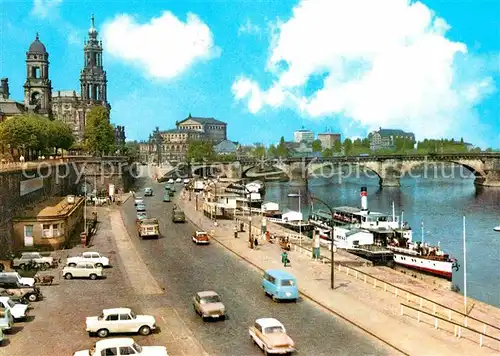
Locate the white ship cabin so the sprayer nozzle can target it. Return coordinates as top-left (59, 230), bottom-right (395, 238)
top-left (261, 202), bottom-right (281, 217)
top-left (282, 211), bottom-right (303, 222)
top-left (333, 226), bottom-right (374, 249)
top-left (309, 210), bottom-right (334, 229)
top-left (203, 193), bottom-right (240, 218)
top-left (245, 181), bottom-right (262, 193)
top-left (333, 206), bottom-right (399, 230)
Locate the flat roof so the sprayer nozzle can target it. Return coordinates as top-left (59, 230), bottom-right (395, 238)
top-left (15, 196), bottom-right (83, 219)
top-left (264, 269), bottom-right (296, 279)
top-left (334, 206), bottom-right (388, 217)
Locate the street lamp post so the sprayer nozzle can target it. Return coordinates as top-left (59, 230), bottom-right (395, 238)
top-left (311, 196), bottom-right (336, 290)
top-left (246, 186), bottom-right (253, 249)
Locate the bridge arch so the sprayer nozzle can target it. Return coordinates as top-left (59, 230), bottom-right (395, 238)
top-left (400, 159), bottom-right (487, 183)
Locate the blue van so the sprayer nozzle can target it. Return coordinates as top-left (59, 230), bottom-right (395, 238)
top-left (262, 269), bottom-right (299, 302)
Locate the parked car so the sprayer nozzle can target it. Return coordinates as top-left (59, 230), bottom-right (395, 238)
top-left (192, 231), bottom-right (210, 245)
top-left (249, 318), bottom-right (295, 355)
top-left (144, 187), bottom-right (153, 196)
top-left (67, 252), bottom-right (110, 268)
top-left (0, 282), bottom-right (42, 302)
top-left (136, 211), bottom-right (148, 221)
top-left (136, 203), bottom-right (146, 212)
top-left (167, 179), bottom-right (174, 184)
top-left (0, 327), bottom-right (3, 345)
top-left (175, 178), bottom-right (182, 183)
top-left (0, 272), bottom-right (35, 287)
top-left (134, 197), bottom-right (144, 206)
top-left (86, 308), bottom-right (157, 337)
top-left (193, 291), bottom-right (225, 320)
top-left (172, 209), bottom-right (185, 223)
top-left (73, 338), bottom-right (168, 356)
top-left (0, 307), bottom-right (13, 332)
top-left (0, 296), bottom-right (28, 320)
top-left (163, 194), bottom-right (170, 202)
top-left (262, 269), bottom-right (299, 302)
top-left (12, 252), bottom-right (57, 270)
top-left (62, 263), bottom-right (104, 280)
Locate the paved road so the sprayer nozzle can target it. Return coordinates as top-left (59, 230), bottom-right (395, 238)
top-left (123, 178), bottom-right (396, 356)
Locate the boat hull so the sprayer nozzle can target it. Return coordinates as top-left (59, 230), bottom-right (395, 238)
top-left (392, 253), bottom-right (453, 280)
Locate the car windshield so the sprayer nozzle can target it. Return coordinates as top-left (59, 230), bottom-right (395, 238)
top-left (133, 343), bottom-right (142, 352)
top-left (7, 300), bottom-right (15, 307)
top-left (264, 326), bottom-right (285, 334)
top-left (281, 279), bottom-right (295, 286)
top-left (130, 311), bottom-right (137, 319)
top-left (201, 295), bottom-right (220, 304)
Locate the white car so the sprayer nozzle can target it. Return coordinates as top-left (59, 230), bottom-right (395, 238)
top-left (134, 197), bottom-right (144, 206)
top-left (86, 308), bottom-right (157, 338)
top-left (74, 338), bottom-right (168, 356)
top-left (175, 178), bottom-right (182, 183)
top-left (0, 272), bottom-right (35, 287)
top-left (12, 252), bottom-right (56, 270)
top-left (249, 318), bottom-right (295, 355)
top-left (0, 297), bottom-right (28, 320)
top-left (62, 263), bottom-right (104, 280)
top-left (167, 179), bottom-right (174, 184)
top-left (67, 252), bottom-right (109, 267)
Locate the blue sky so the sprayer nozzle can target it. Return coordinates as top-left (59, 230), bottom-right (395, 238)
top-left (1, 0), bottom-right (499, 147)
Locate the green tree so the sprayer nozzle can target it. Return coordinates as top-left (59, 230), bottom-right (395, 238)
top-left (48, 120), bottom-right (74, 155)
top-left (312, 139), bottom-right (322, 152)
top-left (187, 140), bottom-right (215, 162)
top-left (123, 141), bottom-right (140, 159)
top-left (275, 136), bottom-right (290, 157)
top-left (252, 144), bottom-right (266, 158)
top-left (84, 106), bottom-right (115, 155)
top-left (267, 144), bottom-right (277, 157)
top-left (322, 148), bottom-right (334, 157)
top-left (333, 140), bottom-right (342, 153)
top-left (343, 138), bottom-right (352, 155)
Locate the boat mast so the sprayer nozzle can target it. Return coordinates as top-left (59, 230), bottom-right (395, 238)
top-left (392, 201), bottom-right (395, 224)
top-left (401, 210), bottom-right (404, 229)
top-left (463, 215), bottom-right (467, 316)
top-left (421, 220), bottom-right (424, 244)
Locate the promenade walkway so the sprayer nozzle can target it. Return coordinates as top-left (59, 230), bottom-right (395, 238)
top-left (177, 193), bottom-right (500, 355)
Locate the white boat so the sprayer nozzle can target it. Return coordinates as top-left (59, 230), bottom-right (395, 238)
top-left (494, 226), bottom-right (500, 232)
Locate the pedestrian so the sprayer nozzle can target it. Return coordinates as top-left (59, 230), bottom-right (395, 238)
top-left (281, 251), bottom-right (289, 267)
top-left (234, 225), bottom-right (238, 238)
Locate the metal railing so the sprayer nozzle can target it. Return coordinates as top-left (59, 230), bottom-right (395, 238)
top-left (284, 237), bottom-right (500, 344)
top-left (401, 303), bottom-right (500, 349)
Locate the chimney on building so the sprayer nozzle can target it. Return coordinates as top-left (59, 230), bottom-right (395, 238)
top-left (360, 186), bottom-right (368, 211)
top-left (1, 78), bottom-right (9, 99)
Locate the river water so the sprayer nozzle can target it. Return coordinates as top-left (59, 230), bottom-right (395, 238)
top-left (262, 166), bottom-right (500, 307)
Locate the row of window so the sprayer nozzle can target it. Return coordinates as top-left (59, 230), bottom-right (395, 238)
top-left (24, 224), bottom-right (62, 239)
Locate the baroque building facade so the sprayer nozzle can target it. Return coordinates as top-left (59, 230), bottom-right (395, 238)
top-left (0, 15), bottom-right (120, 144)
top-left (51, 15), bottom-right (111, 142)
top-left (138, 115), bottom-right (228, 163)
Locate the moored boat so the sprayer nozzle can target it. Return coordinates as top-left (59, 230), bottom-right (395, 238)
top-left (494, 226), bottom-right (500, 232)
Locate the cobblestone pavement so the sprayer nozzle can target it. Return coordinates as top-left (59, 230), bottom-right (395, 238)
top-left (176, 190), bottom-right (500, 356)
top-left (120, 179), bottom-right (397, 356)
top-left (0, 201), bottom-right (207, 356)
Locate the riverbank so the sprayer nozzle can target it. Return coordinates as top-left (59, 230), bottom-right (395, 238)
top-left (177, 189), bottom-right (500, 355)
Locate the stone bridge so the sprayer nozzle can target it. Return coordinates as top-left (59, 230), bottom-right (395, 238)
top-left (189, 153), bottom-right (500, 187)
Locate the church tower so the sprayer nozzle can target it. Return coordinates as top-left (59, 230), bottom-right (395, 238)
top-left (23, 33), bottom-right (52, 116)
top-left (80, 15), bottom-right (110, 111)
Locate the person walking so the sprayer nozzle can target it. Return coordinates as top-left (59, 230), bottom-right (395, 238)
top-left (281, 251), bottom-right (289, 267)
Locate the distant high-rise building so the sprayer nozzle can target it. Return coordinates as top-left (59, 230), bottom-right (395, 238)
top-left (317, 133), bottom-right (341, 149)
top-left (294, 128), bottom-right (314, 144)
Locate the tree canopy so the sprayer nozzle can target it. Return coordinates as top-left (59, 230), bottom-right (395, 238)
top-left (0, 114), bottom-right (74, 158)
top-left (187, 140), bottom-right (215, 161)
top-left (84, 106), bottom-right (115, 156)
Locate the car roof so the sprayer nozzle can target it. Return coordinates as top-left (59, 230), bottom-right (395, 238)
top-left (0, 296), bottom-right (12, 302)
top-left (197, 291), bottom-right (219, 298)
top-left (264, 269), bottom-right (296, 279)
top-left (95, 337), bottom-right (135, 348)
top-left (102, 308), bottom-right (132, 314)
top-left (256, 318), bottom-right (284, 328)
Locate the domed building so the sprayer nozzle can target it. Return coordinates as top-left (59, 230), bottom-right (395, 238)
top-left (1, 15), bottom-right (122, 144)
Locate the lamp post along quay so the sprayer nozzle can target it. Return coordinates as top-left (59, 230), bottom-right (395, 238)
top-left (311, 196), bottom-right (336, 290)
top-left (246, 186), bottom-right (254, 249)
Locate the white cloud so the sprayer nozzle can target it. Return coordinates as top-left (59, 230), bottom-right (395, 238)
top-left (232, 0), bottom-right (497, 144)
top-left (31, 0), bottom-right (62, 19)
top-left (102, 11), bottom-right (220, 80)
top-left (238, 20), bottom-right (261, 36)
